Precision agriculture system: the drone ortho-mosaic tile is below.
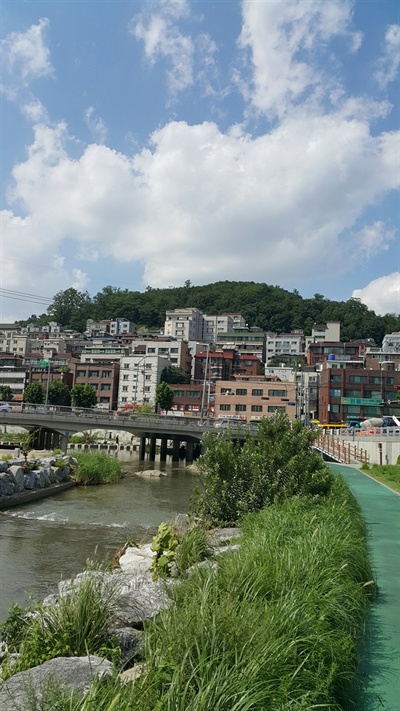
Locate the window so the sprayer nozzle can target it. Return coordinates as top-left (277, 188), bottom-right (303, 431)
top-left (331, 375), bottom-right (341, 382)
top-left (100, 384), bottom-right (111, 391)
top-left (236, 388), bottom-right (247, 395)
top-left (144, 386), bottom-right (151, 392)
top-left (88, 370), bottom-right (99, 378)
top-left (251, 405), bottom-right (263, 412)
top-left (330, 389), bottom-right (341, 397)
top-left (268, 405), bottom-right (285, 412)
top-left (189, 390), bottom-right (199, 397)
top-left (235, 404), bottom-right (247, 411)
top-left (99, 397), bottom-right (110, 403)
top-left (147, 348), bottom-right (156, 353)
top-left (145, 374), bottom-right (151, 381)
top-left (220, 404), bottom-right (231, 411)
top-left (252, 389), bottom-right (263, 396)
top-left (76, 370), bottom-right (86, 378)
top-left (102, 371), bottom-right (111, 378)
top-left (145, 363), bottom-right (152, 369)
top-left (349, 375), bottom-right (367, 383)
top-left (369, 376), bottom-right (380, 384)
top-left (268, 389), bottom-right (287, 397)
top-left (330, 404), bottom-right (340, 413)
top-left (122, 386), bottom-right (128, 392)
top-left (170, 348), bottom-right (178, 353)
top-left (123, 374), bottom-right (129, 380)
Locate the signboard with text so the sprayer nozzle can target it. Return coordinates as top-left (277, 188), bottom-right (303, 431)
top-left (341, 397), bottom-right (383, 406)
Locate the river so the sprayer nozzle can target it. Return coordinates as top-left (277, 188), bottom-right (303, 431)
top-left (0, 452), bottom-right (199, 621)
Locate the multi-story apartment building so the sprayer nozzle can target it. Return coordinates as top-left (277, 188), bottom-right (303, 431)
top-left (164, 308), bottom-right (204, 341)
top-left (131, 339), bottom-right (191, 377)
top-left (0, 331), bottom-right (31, 358)
top-left (305, 321), bottom-right (340, 350)
top-left (306, 341), bottom-right (362, 368)
top-left (214, 376), bottom-right (297, 422)
top-left (80, 339), bottom-right (130, 362)
top-left (169, 383), bottom-right (204, 416)
top-left (216, 329), bottom-right (266, 362)
top-left (72, 361), bottom-right (120, 410)
top-left (202, 313), bottom-right (246, 343)
top-left (318, 358), bottom-right (400, 424)
top-left (194, 348), bottom-right (263, 384)
top-left (118, 354), bottom-right (172, 407)
top-left (265, 331), bottom-right (304, 364)
top-left (0, 365), bottom-right (28, 401)
top-left (109, 318), bottom-right (136, 335)
top-left (382, 332), bottom-right (400, 353)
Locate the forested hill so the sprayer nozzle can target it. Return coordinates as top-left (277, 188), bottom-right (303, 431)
top-left (22, 282), bottom-right (400, 345)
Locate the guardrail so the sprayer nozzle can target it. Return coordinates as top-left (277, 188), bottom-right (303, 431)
top-left (338, 427), bottom-right (400, 437)
top-left (315, 433), bottom-right (369, 464)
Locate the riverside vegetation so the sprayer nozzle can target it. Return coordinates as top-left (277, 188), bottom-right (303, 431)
top-left (0, 414), bottom-right (375, 710)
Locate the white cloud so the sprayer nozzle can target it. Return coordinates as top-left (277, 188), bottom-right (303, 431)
top-left (2, 111), bottom-right (398, 310)
top-left (1, 18), bottom-right (53, 88)
top-left (374, 24), bottom-right (400, 89)
top-left (352, 274), bottom-right (400, 316)
top-left (20, 97), bottom-right (49, 123)
top-left (131, 1), bottom-right (194, 95)
top-left (352, 221), bottom-right (395, 259)
top-left (84, 107), bottom-right (107, 144)
top-left (238, 0), bottom-right (354, 118)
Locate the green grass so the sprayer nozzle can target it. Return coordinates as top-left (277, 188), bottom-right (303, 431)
top-left (73, 451), bottom-right (123, 485)
top-left (16, 474), bottom-right (374, 710)
top-left (360, 462), bottom-right (400, 493)
top-left (0, 568), bottom-right (121, 680)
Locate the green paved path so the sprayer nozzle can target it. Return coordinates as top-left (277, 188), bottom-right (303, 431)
top-left (330, 465), bottom-right (400, 710)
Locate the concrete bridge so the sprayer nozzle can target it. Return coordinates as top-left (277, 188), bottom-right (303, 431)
top-left (0, 407), bottom-right (255, 464)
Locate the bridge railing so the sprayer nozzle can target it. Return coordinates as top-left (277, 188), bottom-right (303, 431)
top-left (315, 433), bottom-right (369, 464)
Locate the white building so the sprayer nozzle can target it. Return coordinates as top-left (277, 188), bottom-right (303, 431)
top-left (202, 313), bottom-right (246, 343)
top-left (0, 332), bottom-right (30, 357)
top-left (118, 354), bottom-right (172, 407)
top-left (305, 321), bottom-right (340, 350)
top-left (265, 332), bottom-right (304, 364)
top-left (164, 308), bottom-right (204, 341)
top-left (382, 332), bottom-right (400, 353)
top-left (109, 318), bottom-right (136, 335)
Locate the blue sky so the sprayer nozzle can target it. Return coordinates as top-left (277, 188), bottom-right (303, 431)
top-left (1, 0), bottom-right (399, 322)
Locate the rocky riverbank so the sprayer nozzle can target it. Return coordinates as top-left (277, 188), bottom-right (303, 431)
top-left (0, 525), bottom-right (241, 708)
top-left (0, 455), bottom-right (76, 510)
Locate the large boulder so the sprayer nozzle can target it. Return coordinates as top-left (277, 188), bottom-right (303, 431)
top-left (0, 472), bottom-right (15, 496)
top-left (119, 543), bottom-right (154, 575)
top-left (0, 655), bottom-right (113, 710)
top-left (8, 465), bottom-right (25, 492)
top-left (23, 470), bottom-right (36, 490)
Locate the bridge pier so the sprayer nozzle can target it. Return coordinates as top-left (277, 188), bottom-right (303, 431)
top-left (160, 436), bottom-right (168, 462)
top-left (139, 436), bottom-right (147, 460)
top-left (172, 438), bottom-right (180, 462)
top-left (149, 435), bottom-right (157, 461)
top-left (186, 440), bottom-right (194, 464)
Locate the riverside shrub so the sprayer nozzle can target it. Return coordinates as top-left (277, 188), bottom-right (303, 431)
top-left (195, 413), bottom-right (333, 526)
top-left (73, 451), bottom-right (122, 485)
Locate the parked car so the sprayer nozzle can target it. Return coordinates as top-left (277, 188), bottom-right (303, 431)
top-left (0, 402), bottom-right (12, 412)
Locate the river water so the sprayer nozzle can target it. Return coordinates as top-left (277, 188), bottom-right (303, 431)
top-left (0, 452), bottom-right (199, 621)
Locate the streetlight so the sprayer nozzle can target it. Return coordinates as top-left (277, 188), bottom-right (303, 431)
top-left (40, 358), bottom-right (52, 407)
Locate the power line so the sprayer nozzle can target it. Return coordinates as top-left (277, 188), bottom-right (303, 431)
top-left (0, 288), bottom-right (53, 306)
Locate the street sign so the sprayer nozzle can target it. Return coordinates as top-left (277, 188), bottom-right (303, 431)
top-left (341, 397), bottom-right (384, 406)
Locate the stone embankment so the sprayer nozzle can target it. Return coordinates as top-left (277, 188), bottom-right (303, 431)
top-left (0, 525), bottom-right (241, 708)
top-left (0, 455), bottom-right (76, 510)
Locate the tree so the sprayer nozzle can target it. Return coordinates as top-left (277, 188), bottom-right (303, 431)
top-left (155, 382), bottom-right (174, 414)
top-left (160, 366), bottom-right (189, 384)
top-left (70, 384), bottom-right (97, 409)
top-left (47, 380), bottom-right (71, 406)
top-left (0, 386), bottom-right (13, 401)
top-left (23, 382), bottom-right (45, 404)
top-left (47, 288), bottom-right (92, 331)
